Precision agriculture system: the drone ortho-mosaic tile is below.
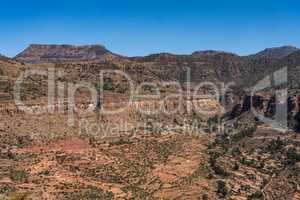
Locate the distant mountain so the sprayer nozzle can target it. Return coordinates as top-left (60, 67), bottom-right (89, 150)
top-left (128, 50), bottom-right (256, 84)
top-left (15, 44), bottom-right (118, 64)
top-left (191, 50), bottom-right (235, 57)
top-left (247, 45), bottom-right (299, 60)
top-left (10, 44), bottom-right (300, 88)
top-left (128, 48), bottom-right (300, 87)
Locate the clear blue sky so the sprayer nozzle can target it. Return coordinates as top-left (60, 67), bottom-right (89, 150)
top-left (1, 0), bottom-right (300, 57)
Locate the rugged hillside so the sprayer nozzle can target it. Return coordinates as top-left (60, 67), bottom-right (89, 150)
top-left (1, 45), bottom-right (300, 199)
top-left (247, 45), bottom-right (299, 60)
top-left (28, 47), bottom-right (300, 94)
top-left (15, 44), bottom-right (118, 64)
top-left (130, 51), bottom-right (252, 84)
top-left (279, 50), bottom-right (300, 86)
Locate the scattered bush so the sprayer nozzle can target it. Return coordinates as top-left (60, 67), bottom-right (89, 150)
top-left (266, 137), bottom-right (287, 153)
top-left (217, 180), bottom-right (228, 198)
top-left (108, 138), bottom-right (133, 146)
top-left (286, 148), bottom-right (300, 164)
top-left (212, 164), bottom-right (229, 177)
top-left (233, 162), bottom-right (240, 171)
top-left (62, 186), bottom-right (114, 200)
top-left (247, 191), bottom-right (263, 200)
top-left (241, 184), bottom-right (251, 192)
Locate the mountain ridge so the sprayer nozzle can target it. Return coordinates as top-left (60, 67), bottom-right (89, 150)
top-left (247, 45), bottom-right (299, 60)
top-left (12, 44), bottom-right (300, 64)
top-left (14, 44), bottom-right (118, 64)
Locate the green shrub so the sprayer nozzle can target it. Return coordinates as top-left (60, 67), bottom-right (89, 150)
top-left (63, 186), bottom-right (114, 200)
top-left (10, 169), bottom-right (27, 182)
top-left (248, 191), bottom-right (263, 199)
top-left (266, 137), bottom-right (286, 153)
top-left (286, 148), bottom-right (300, 164)
top-left (212, 164), bottom-right (229, 177)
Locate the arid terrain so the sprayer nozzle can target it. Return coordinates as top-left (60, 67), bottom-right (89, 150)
top-left (0, 45), bottom-right (300, 200)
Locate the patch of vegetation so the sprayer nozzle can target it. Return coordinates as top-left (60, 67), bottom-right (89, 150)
top-left (82, 165), bottom-right (123, 184)
top-left (9, 169), bottom-right (27, 182)
top-left (122, 185), bottom-right (152, 200)
top-left (247, 191), bottom-right (263, 200)
top-left (55, 153), bottom-right (82, 164)
top-left (241, 184), bottom-right (251, 192)
top-left (183, 163), bottom-right (210, 184)
top-left (103, 77), bottom-right (129, 93)
top-left (0, 135), bottom-right (32, 148)
top-left (0, 149), bottom-right (15, 160)
top-left (231, 146), bottom-right (241, 157)
top-left (286, 147), bottom-right (300, 164)
top-left (208, 152), bottom-right (229, 177)
top-left (0, 184), bottom-right (14, 195)
top-left (233, 162), bottom-right (240, 171)
top-left (266, 137), bottom-right (287, 153)
top-left (212, 164), bottom-right (229, 177)
top-left (142, 139), bottom-right (179, 164)
top-left (240, 157), bottom-right (255, 167)
top-left (62, 186), bottom-right (114, 200)
top-left (13, 152), bottom-right (39, 164)
top-left (109, 138), bottom-right (133, 146)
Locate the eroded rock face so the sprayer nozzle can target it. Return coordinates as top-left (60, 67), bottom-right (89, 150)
top-left (228, 93), bottom-right (300, 132)
top-left (15, 44), bottom-right (118, 63)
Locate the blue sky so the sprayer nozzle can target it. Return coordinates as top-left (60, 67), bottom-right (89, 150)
top-left (1, 0), bottom-right (300, 57)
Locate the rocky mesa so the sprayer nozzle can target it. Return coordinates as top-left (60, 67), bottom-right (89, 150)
top-left (14, 44), bottom-right (118, 64)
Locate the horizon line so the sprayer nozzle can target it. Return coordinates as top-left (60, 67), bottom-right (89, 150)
top-left (2, 43), bottom-right (299, 59)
